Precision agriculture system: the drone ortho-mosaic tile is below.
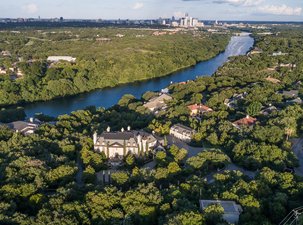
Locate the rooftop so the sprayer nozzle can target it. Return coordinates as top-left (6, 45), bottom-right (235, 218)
top-left (232, 115), bottom-right (257, 127)
top-left (200, 200), bottom-right (242, 214)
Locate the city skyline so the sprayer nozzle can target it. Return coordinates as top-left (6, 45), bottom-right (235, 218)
top-left (0, 0), bottom-right (302, 21)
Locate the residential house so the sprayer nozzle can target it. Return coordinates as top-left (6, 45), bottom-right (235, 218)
top-left (272, 51), bottom-right (288, 56)
top-left (93, 127), bottom-right (161, 159)
top-left (170, 124), bottom-right (196, 143)
top-left (1, 50), bottom-right (11, 57)
top-left (260, 106), bottom-right (277, 116)
top-left (287, 97), bottom-right (303, 105)
top-left (96, 38), bottom-right (112, 42)
top-left (5, 118), bottom-right (41, 135)
top-left (279, 63), bottom-right (296, 69)
top-left (0, 66), bottom-right (6, 75)
top-left (187, 104), bottom-right (213, 116)
top-left (224, 92), bottom-right (248, 108)
top-left (47, 56), bottom-right (76, 63)
top-left (143, 93), bottom-right (172, 113)
top-left (200, 200), bottom-right (243, 224)
top-left (249, 47), bottom-right (263, 55)
top-left (232, 115), bottom-right (257, 129)
top-left (115, 34), bottom-right (125, 38)
top-left (282, 90), bottom-right (299, 99)
top-left (265, 76), bottom-right (281, 84)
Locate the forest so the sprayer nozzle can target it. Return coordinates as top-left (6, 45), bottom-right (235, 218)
top-left (1, 26), bottom-right (303, 225)
top-left (0, 28), bottom-right (229, 106)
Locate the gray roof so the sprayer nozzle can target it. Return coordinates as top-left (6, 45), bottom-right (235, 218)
top-left (282, 90), bottom-right (299, 98)
top-left (171, 123), bottom-right (196, 134)
top-left (6, 121), bottom-right (38, 134)
top-left (200, 200), bottom-right (242, 214)
top-left (143, 93), bottom-right (172, 111)
top-left (95, 130), bottom-right (157, 148)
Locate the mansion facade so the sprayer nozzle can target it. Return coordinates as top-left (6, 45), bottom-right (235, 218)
top-left (93, 127), bottom-right (162, 158)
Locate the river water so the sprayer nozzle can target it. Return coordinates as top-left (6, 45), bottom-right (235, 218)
top-left (24, 34), bottom-right (254, 117)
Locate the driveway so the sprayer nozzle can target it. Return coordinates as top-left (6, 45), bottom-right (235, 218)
top-left (167, 135), bottom-right (205, 158)
top-left (291, 138), bottom-right (303, 177)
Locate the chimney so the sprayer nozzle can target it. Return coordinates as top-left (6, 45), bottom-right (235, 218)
top-left (127, 126), bottom-right (131, 131)
top-left (106, 126), bottom-right (111, 132)
top-left (93, 132), bottom-right (98, 145)
top-left (246, 115), bottom-right (250, 119)
top-left (121, 127), bottom-right (125, 132)
top-left (29, 117), bottom-right (34, 123)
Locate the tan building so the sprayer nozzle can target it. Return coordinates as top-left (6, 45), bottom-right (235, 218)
top-left (170, 124), bottom-right (196, 142)
top-left (143, 93), bottom-right (172, 113)
top-left (187, 104), bottom-right (213, 116)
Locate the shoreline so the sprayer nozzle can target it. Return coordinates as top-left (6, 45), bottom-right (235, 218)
top-left (3, 44), bottom-right (228, 110)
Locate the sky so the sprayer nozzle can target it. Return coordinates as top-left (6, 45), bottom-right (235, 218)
top-left (0, 0), bottom-right (302, 21)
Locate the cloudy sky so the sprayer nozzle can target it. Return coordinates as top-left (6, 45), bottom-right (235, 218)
top-left (1, 0), bottom-right (302, 21)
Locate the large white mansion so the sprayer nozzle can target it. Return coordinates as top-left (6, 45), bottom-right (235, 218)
top-left (93, 127), bottom-right (162, 158)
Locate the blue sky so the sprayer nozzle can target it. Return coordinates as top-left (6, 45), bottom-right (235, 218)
top-left (1, 0), bottom-right (302, 21)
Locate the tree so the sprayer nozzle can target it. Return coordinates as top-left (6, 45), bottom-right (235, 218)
top-left (111, 171), bottom-right (129, 186)
top-left (246, 102), bottom-right (262, 116)
top-left (166, 211), bottom-right (204, 225)
top-left (204, 204), bottom-right (224, 225)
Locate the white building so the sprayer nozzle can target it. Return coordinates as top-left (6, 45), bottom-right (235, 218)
top-left (200, 200), bottom-right (243, 224)
top-left (47, 56), bottom-right (76, 63)
top-left (170, 124), bottom-right (196, 143)
top-left (93, 127), bottom-right (161, 159)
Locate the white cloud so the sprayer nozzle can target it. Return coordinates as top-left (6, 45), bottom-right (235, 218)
top-left (22, 3), bottom-right (39, 14)
top-left (132, 2), bottom-right (144, 10)
top-left (213, 0), bottom-right (263, 7)
top-left (258, 5), bottom-right (302, 16)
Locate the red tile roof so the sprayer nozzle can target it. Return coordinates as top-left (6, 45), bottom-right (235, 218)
top-left (233, 116), bottom-right (257, 127)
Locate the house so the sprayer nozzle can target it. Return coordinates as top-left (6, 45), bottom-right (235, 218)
top-left (143, 93), bottom-right (172, 113)
top-left (279, 63), bottom-right (296, 69)
top-left (249, 47), bottom-right (263, 55)
top-left (0, 66), bottom-right (6, 75)
top-left (272, 51), bottom-right (288, 56)
top-left (170, 124), bottom-right (196, 143)
top-left (282, 90), bottom-right (299, 99)
top-left (93, 127), bottom-right (161, 159)
top-left (5, 118), bottom-right (41, 135)
top-left (200, 200), bottom-right (242, 224)
top-left (260, 106), bottom-right (277, 116)
top-left (115, 34), bottom-right (125, 38)
top-left (224, 92), bottom-right (248, 108)
top-left (47, 56), bottom-right (76, 63)
top-left (232, 115), bottom-right (257, 129)
top-left (265, 76), bottom-right (281, 84)
top-left (287, 97), bottom-right (303, 105)
top-left (96, 38), bottom-right (112, 42)
top-left (1, 50), bottom-right (11, 57)
top-left (187, 104), bottom-right (213, 116)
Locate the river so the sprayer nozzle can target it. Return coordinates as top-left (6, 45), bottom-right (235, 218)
top-left (24, 34), bottom-right (254, 117)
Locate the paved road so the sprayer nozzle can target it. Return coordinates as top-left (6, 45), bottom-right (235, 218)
top-left (291, 138), bottom-right (303, 177)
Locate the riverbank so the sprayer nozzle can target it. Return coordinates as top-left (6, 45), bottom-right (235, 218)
top-left (19, 35), bottom-right (253, 117)
top-left (0, 29), bottom-right (229, 107)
